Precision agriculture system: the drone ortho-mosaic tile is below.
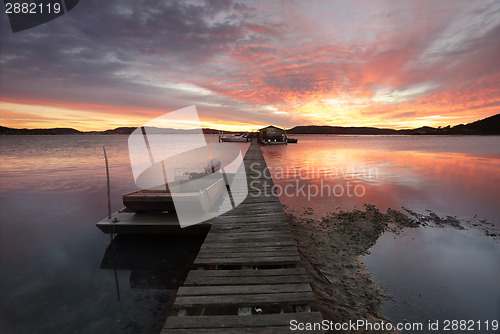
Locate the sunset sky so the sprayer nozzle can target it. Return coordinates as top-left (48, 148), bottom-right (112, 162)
top-left (1, 0), bottom-right (499, 131)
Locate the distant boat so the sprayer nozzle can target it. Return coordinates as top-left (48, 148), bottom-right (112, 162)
top-left (219, 133), bottom-right (250, 142)
top-left (287, 138), bottom-right (298, 143)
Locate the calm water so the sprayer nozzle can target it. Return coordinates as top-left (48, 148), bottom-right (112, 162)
top-left (0, 135), bottom-right (220, 334)
top-left (261, 135), bottom-right (500, 328)
top-left (1, 135), bottom-right (499, 332)
top-left (261, 135), bottom-right (500, 223)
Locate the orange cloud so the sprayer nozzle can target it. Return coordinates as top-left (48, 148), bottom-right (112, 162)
top-left (1, 1), bottom-right (499, 130)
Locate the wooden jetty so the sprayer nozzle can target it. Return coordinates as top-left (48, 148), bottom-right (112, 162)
top-left (162, 140), bottom-right (324, 333)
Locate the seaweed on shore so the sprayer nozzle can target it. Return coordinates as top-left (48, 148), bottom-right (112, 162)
top-left (285, 204), bottom-right (495, 333)
top-left (402, 207), bottom-right (464, 229)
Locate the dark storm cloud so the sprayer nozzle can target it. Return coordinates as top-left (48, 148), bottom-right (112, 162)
top-left (0, 0), bottom-right (268, 111)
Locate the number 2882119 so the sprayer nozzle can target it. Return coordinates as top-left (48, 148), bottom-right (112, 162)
top-left (5, 2), bottom-right (62, 14)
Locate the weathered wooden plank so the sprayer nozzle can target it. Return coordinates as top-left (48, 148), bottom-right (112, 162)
top-left (204, 231), bottom-right (294, 239)
top-left (238, 197), bottom-right (281, 204)
top-left (201, 240), bottom-right (296, 249)
top-left (205, 229), bottom-right (293, 237)
top-left (200, 240), bottom-right (297, 249)
top-left (210, 221), bottom-right (289, 228)
top-left (202, 237), bottom-right (296, 244)
top-left (210, 219), bottom-right (289, 227)
top-left (196, 250), bottom-right (299, 260)
top-left (203, 237), bottom-right (295, 245)
top-left (198, 248), bottom-right (295, 255)
top-left (234, 202), bottom-right (282, 209)
top-left (199, 244), bottom-right (297, 251)
top-left (194, 253), bottom-right (299, 260)
top-left (210, 224), bottom-right (289, 232)
top-left (186, 268), bottom-right (306, 278)
top-left (178, 283), bottom-right (311, 296)
top-left (214, 208), bottom-right (284, 215)
top-left (174, 291), bottom-right (316, 307)
top-left (222, 207), bottom-right (284, 215)
top-left (165, 328), bottom-right (324, 334)
top-left (184, 274), bottom-right (310, 286)
top-left (163, 327), bottom-right (323, 334)
top-left (208, 215), bottom-right (288, 224)
top-left (163, 312), bottom-right (324, 329)
top-left (209, 225), bottom-right (290, 232)
top-left (198, 246), bottom-right (298, 254)
top-left (215, 212), bottom-right (286, 219)
top-left (194, 255), bottom-right (300, 266)
top-left (207, 229), bottom-right (290, 235)
top-left (209, 226), bottom-right (290, 233)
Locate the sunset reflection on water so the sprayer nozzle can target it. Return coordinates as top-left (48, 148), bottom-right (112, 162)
top-left (262, 135), bottom-right (500, 224)
top-left (0, 134), bottom-right (498, 331)
top-left (262, 135), bottom-right (500, 325)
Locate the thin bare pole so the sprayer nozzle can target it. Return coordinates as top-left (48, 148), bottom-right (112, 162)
top-left (103, 146), bottom-right (111, 219)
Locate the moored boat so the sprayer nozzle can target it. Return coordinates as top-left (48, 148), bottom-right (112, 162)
top-left (219, 133), bottom-right (250, 142)
top-left (97, 156), bottom-right (228, 234)
top-left (122, 176), bottom-right (225, 213)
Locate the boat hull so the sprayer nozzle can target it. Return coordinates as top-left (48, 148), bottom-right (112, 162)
top-left (123, 177), bottom-right (225, 213)
top-left (260, 140), bottom-right (287, 145)
top-left (219, 137), bottom-right (249, 142)
top-left (96, 210), bottom-right (211, 234)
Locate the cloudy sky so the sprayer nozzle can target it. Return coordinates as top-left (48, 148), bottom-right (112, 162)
top-left (1, 0), bottom-right (499, 131)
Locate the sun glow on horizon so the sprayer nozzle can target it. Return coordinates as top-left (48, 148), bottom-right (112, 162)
top-left (1, 98), bottom-right (492, 132)
top-left (0, 99), bottom-right (270, 132)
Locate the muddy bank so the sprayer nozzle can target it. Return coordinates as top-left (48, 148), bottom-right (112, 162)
top-left (285, 204), bottom-right (497, 333)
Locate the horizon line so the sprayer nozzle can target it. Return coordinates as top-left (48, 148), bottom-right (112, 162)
top-left (2, 112), bottom-right (498, 133)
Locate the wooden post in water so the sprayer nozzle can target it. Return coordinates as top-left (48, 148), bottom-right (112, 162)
top-left (103, 146), bottom-right (111, 219)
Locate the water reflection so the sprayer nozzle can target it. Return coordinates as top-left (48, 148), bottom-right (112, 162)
top-left (364, 227), bottom-right (500, 325)
top-left (1, 134), bottom-right (497, 332)
top-left (262, 135), bottom-right (500, 224)
top-left (0, 135), bottom-right (214, 333)
top-left (100, 234), bottom-right (206, 300)
top-left (261, 135), bottom-right (500, 327)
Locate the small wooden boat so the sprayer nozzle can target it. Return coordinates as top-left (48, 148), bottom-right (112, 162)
top-left (122, 176), bottom-right (225, 213)
top-left (98, 169), bottom-right (227, 235)
top-left (287, 138), bottom-right (298, 143)
top-left (123, 156), bottom-right (225, 213)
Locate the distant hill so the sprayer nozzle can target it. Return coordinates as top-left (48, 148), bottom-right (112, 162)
top-left (288, 126), bottom-right (397, 135)
top-left (396, 113), bottom-right (500, 135)
top-left (0, 126), bottom-right (226, 135)
top-left (445, 113), bottom-right (500, 135)
top-left (1, 114), bottom-right (498, 136)
top-left (99, 127), bottom-right (136, 135)
top-left (0, 126), bottom-right (82, 135)
top-left (288, 113), bottom-right (500, 135)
